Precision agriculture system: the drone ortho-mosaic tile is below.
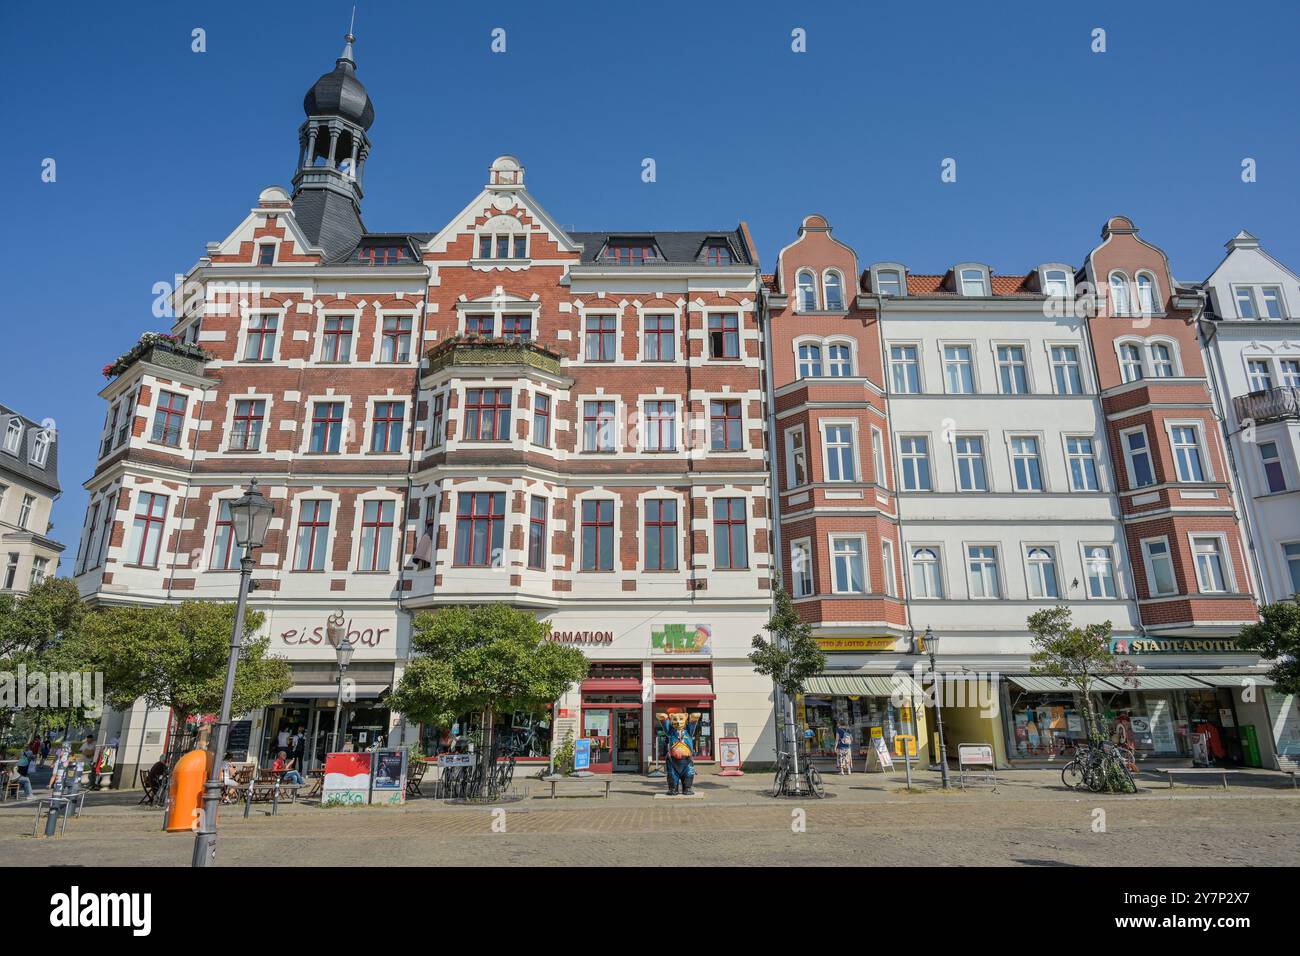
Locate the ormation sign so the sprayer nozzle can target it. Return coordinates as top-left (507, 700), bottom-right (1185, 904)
top-left (651, 624), bottom-right (712, 656)
top-left (1110, 638), bottom-right (1239, 654)
top-left (548, 631), bottom-right (614, 646)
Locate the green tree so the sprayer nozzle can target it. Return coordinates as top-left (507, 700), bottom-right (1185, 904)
top-left (390, 604), bottom-right (588, 781)
top-left (1027, 606), bottom-right (1134, 743)
top-left (1235, 602), bottom-right (1300, 695)
top-left (750, 584), bottom-right (825, 759)
top-left (0, 579), bottom-right (90, 741)
top-left (74, 601), bottom-right (291, 729)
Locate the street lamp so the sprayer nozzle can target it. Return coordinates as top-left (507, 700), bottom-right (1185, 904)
top-left (327, 611), bottom-right (355, 753)
top-left (193, 478), bottom-right (273, 868)
top-left (924, 626), bottom-right (952, 791)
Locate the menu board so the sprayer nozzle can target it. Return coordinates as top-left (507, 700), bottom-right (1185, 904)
top-left (225, 720), bottom-right (252, 761)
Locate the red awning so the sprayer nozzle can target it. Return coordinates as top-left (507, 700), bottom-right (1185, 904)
top-left (653, 685), bottom-right (716, 701)
top-left (581, 678), bottom-right (642, 693)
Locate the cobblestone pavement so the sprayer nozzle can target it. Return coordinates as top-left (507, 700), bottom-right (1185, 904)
top-left (4, 768), bottom-right (1298, 866)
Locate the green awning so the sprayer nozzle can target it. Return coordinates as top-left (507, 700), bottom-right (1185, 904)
top-left (1190, 674), bottom-right (1274, 689)
top-left (1007, 675), bottom-right (1127, 694)
top-left (804, 673), bottom-right (924, 699)
top-left (1125, 674), bottom-right (1213, 691)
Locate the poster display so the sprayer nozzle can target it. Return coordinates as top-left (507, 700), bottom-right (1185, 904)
top-left (718, 736), bottom-right (743, 776)
top-left (574, 737), bottom-right (591, 771)
top-left (370, 749), bottom-right (407, 805)
top-left (322, 752), bottom-right (372, 806)
top-left (1148, 698), bottom-right (1178, 753)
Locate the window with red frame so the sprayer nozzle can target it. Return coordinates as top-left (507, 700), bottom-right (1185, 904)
top-left (709, 399), bottom-right (743, 450)
top-left (430, 394), bottom-right (445, 447)
top-left (129, 492), bottom-right (168, 567)
top-left (707, 314), bottom-right (740, 359)
top-left (643, 400), bottom-right (676, 452)
top-left (644, 499), bottom-right (678, 571)
top-left (380, 316), bottom-right (413, 363)
top-left (463, 388), bottom-right (512, 441)
top-left (371, 401), bottom-right (405, 453)
top-left (454, 491), bottom-right (505, 567)
top-left (527, 496), bottom-right (547, 570)
top-left (502, 314), bottom-right (532, 339)
top-left (602, 242), bottom-right (657, 264)
top-left (150, 391), bottom-right (186, 447)
top-left (244, 314), bottom-right (278, 361)
top-left (309, 402), bottom-right (345, 453)
top-left (465, 315), bottom-right (495, 337)
top-left (322, 316), bottom-right (354, 362)
top-left (704, 244), bottom-right (733, 265)
top-left (230, 399), bottom-right (265, 451)
top-left (582, 401), bottom-right (616, 452)
top-left (584, 315), bottom-right (617, 361)
top-left (532, 393), bottom-right (550, 447)
top-left (713, 497), bottom-right (748, 569)
top-left (580, 499), bottom-right (615, 572)
top-left (643, 315), bottom-right (675, 361)
top-left (355, 245), bottom-right (410, 265)
top-left (210, 500), bottom-right (245, 571)
top-left (358, 500), bottom-right (395, 572)
top-left (294, 499), bottom-right (332, 571)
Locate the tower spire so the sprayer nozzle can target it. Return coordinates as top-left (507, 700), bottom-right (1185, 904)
top-left (339, 8), bottom-right (357, 67)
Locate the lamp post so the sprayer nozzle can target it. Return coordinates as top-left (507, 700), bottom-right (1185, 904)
top-left (326, 611), bottom-right (355, 753)
top-left (925, 626), bottom-right (952, 791)
top-left (193, 479), bottom-right (273, 868)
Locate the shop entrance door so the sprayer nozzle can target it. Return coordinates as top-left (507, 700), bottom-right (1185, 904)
top-left (581, 708), bottom-right (614, 773)
top-left (614, 710), bottom-right (640, 772)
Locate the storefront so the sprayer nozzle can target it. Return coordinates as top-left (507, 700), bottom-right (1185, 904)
top-left (799, 673), bottom-right (927, 767)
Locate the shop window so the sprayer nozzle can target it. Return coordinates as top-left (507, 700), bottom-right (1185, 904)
top-left (801, 694), bottom-right (917, 759)
top-left (652, 662), bottom-right (711, 681)
top-left (587, 662), bottom-right (641, 681)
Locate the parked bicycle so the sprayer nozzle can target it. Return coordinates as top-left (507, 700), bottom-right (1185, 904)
top-left (772, 750), bottom-right (825, 798)
top-left (1061, 740), bottom-right (1136, 793)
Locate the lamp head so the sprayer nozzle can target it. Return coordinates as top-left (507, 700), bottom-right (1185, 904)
top-left (230, 478), bottom-right (274, 549)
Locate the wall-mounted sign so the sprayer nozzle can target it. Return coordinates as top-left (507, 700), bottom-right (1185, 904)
top-left (651, 624), bottom-right (712, 656)
top-left (548, 631), bottom-right (614, 646)
top-left (815, 637), bottom-right (897, 653)
top-left (281, 617), bottom-right (391, 648)
top-left (437, 753), bottom-right (474, 767)
top-left (1110, 638), bottom-right (1239, 655)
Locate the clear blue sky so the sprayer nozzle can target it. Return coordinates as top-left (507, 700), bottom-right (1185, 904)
top-left (2, 0), bottom-right (1298, 556)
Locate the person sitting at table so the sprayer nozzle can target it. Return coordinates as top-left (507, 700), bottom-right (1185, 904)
top-left (272, 751), bottom-right (304, 785)
top-left (11, 748), bottom-right (36, 799)
top-left (145, 757), bottom-right (167, 791)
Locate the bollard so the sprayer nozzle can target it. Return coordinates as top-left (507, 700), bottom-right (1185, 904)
top-left (44, 801), bottom-right (60, 837)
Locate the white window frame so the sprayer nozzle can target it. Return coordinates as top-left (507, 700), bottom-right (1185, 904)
top-left (994, 342), bottom-right (1031, 395)
top-left (1119, 425), bottom-right (1156, 489)
top-left (1080, 543), bottom-right (1120, 600)
top-left (1188, 533), bottom-right (1234, 594)
top-left (1140, 536), bottom-right (1178, 597)
top-left (881, 539), bottom-right (897, 597)
top-left (965, 543), bottom-right (1002, 600)
top-left (790, 537), bottom-right (814, 598)
top-left (1024, 544), bottom-right (1061, 600)
top-left (959, 268), bottom-right (989, 297)
top-left (898, 434), bottom-right (932, 491)
top-left (821, 420), bottom-right (859, 483)
top-left (796, 270), bottom-right (818, 312)
top-left (870, 426), bottom-right (885, 487)
top-left (1165, 420), bottom-right (1211, 483)
top-left (889, 343), bottom-right (923, 394)
top-left (1008, 433), bottom-right (1046, 492)
top-left (910, 545), bottom-right (945, 599)
top-left (784, 426), bottom-right (808, 489)
top-left (953, 433), bottom-right (989, 492)
top-left (822, 269), bottom-right (845, 311)
top-left (1049, 343), bottom-right (1084, 395)
top-left (941, 342), bottom-right (976, 395)
top-left (1064, 434), bottom-right (1101, 492)
top-left (829, 534), bottom-right (867, 595)
top-left (1109, 272), bottom-right (1132, 317)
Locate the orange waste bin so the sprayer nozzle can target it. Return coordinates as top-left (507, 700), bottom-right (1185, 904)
top-left (165, 748), bottom-right (212, 833)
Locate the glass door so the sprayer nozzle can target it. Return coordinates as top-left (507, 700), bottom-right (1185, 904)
top-left (581, 708), bottom-right (613, 773)
top-left (614, 710), bottom-right (640, 772)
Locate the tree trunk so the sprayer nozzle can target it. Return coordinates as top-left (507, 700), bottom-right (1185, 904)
top-left (479, 704), bottom-right (496, 796)
top-left (1081, 678), bottom-right (1100, 743)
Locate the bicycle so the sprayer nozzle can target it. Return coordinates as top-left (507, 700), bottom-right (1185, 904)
top-left (1062, 741), bottom-right (1135, 793)
top-left (772, 751), bottom-right (825, 798)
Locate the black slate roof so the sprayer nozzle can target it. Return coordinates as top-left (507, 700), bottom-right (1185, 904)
top-left (292, 189), bottom-right (366, 263)
top-left (0, 403), bottom-right (60, 495)
top-left (569, 229), bottom-right (753, 266)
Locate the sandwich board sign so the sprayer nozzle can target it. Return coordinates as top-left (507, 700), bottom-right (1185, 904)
top-left (574, 737), bottom-right (592, 772)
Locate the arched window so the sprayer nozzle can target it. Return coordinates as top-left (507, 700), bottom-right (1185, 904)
top-left (1119, 343), bottom-right (1144, 383)
top-left (1109, 273), bottom-right (1131, 316)
top-left (823, 272), bottom-right (844, 311)
top-left (797, 342), bottom-right (823, 378)
top-left (2, 418), bottom-right (21, 454)
top-left (29, 430), bottom-right (51, 467)
top-left (1136, 273), bottom-right (1158, 315)
top-left (828, 343), bottom-right (853, 377)
top-left (796, 271), bottom-right (818, 312)
top-left (1026, 547), bottom-right (1059, 599)
top-left (876, 269), bottom-right (903, 296)
top-left (1042, 268), bottom-right (1071, 297)
top-left (1150, 342), bottom-right (1175, 377)
top-left (910, 547), bottom-right (943, 599)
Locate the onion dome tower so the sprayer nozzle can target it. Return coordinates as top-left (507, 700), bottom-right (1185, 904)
top-left (290, 30), bottom-right (375, 260)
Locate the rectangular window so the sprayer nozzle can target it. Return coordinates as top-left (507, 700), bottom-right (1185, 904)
top-left (643, 315), bottom-right (675, 361)
top-left (1026, 547), bottom-right (1060, 599)
top-left (890, 345), bottom-right (920, 393)
top-left (293, 499), bottom-right (332, 571)
top-left (1141, 538), bottom-right (1177, 597)
top-left (996, 345), bottom-right (1029, 394)
top-left (465, 315), bottom-right (495, 337)
top-left (911, 547), bottom-right (943, 599)
top-left (258, 244), bottom-right (275, 265)
top-left (585, 315), bottom-right (617, 361)
top-left (30, 558), bottom-right (47, 587)
top-left (1066, 437), bottom-right (1099, 491)
top-left (791, 538), bottom-right (814, 597)
top-left (871, 427), bottom-right (885, 486)
top-left (797, 343), bottom-right (823, 378)
top-left (1171, 425), bottom-right (1206, 482)
top-left (454, 492), bottom-right (505, 567)
top-left (1192, 537), bottom-right (1228, 593)
top-left (1235, 287), bottom-right (1258, 319)
top-left (1119, 344), bottom-right (1144, 383)
top-left (786, 427), bottom-right (807, 488)
top-left (370, 401), bottom-right (405, 453)
top-left (644, 401), bottom-right (677, 452)
top-left (210, 500), bottom-right (245, 571)
top-left (244, 314), bottom-right (277, 361)
top-left (532, 394), bottom-right (550, 447)
top-left (18, 494), bottom-right (35, 530)
top-left (960, 269), bottom-right (988, 296)
top-left (129, 492), bottom-right (168, 568)
top-left (150, 392), bottom-right (187, 446)
top-left (358, 500), bottom-right (395, 572)
top-left (881, 539), bottom-right (897, 597)
top-left (380, 316), bottom-right (413, 363)
top-left (321, 316), bottom-right (354, 362)
top-left (115, 394), bottom-right (132, 447)
top-left (823, 425), bottom-right (855, 481)
top-left (708, 314), bottom-right (741, 359)
top-left (1010, 436), bottom-right (1044, 491)
top-left (528, 497), bottom-right (547, 570)
top-left (1281, 360), bottom-right (1300, 388)
top-left (430, 394), bottom-right (445, 447)
top-left (102, 406), bottom-right (118, 458)
top-left (967, 545), bottom-right (1000, 599)
top-left (1123, 428), bottom-right (1155, 488)
top-left (97, 503), bottom-right (113, 567)
top-left (828, 344), bottom-right (852, 376)
top-left (78, 502), bottom-right (100, 574)
top-left (1260, 441), bottom-right (1287, 493)
top-left (583, 401), bottom-right (617, 452)
top-left (230, 399), bottom-right (265, 451)
top-left (1260, 286), bottom-right (1285, 320)
top-left (710, 400), bottom-right (743, 451)
top-left (644, 499), bottom-right (678, 571)
top-left (943, 345), bottom-right (974, 394)
top-left (464, 388), bottom-right (512, 442)
top-left (604, 242), bottom-right (656, 264)
top-left (1084, 545), bottom-right (1118, 598)
top-left (581, 499), bottom-right (616, 572)
top-left (3, 553), bottom-right (17, 590)
top-left (502, 314), bottom-right (532, 338)
top-left (875, 270), bottom-right (902, 296)
top-left (899, 436), bottom-right (931, 491)
top-left (1284, 542), bottom-right (1300, 597)
top-left (955, 436), bottom-right (987, 491)
top-left (831, 536), bottom-right (865, 594)
top-left (309, 401), bottom-right (345, 453)
top-left (1247, 360), bottom-right (1273, 392)
top-left (713, 498), bottom-right (748, 569)
top-left (1051, 346), bottom-right (1082, 395)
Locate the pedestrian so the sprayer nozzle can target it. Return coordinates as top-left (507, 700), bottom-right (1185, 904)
top-left (40, 735), bottom-right (51, 766)
top-left (276, 725), bottom-right (290, 751)
top-left (292, 726), bottom-right (306, 768)
top-left (834, 725), bottom-right (854, 775)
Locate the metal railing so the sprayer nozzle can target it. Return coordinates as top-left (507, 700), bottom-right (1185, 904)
top-left (1233, 386), bottom-right (1300, 424)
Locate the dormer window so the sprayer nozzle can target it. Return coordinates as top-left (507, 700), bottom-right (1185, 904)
top-left (823, 272), bottom-right (844, 311)
top-left (355, 245), bottom-right (412, 265)
top-left (601, 241), bottom-right (658, 265)
top-left (2, 419), bottom-right (21, 454)
top-left (875, 270), bottom-right (903, 296)
top-left (704, 243), bottom-right (733, 265)
top-left (29, 430), bottom-right (51, 467)
top-left (959, 268), bottom-right (989, 297)
top-left (796, 270), bottom-right (818, 311)
top-left (1042, 268), bottom-right (1071, 298)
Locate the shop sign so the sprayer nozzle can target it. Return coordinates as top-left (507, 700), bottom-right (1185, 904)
top-left (280, 617), bottom-right (390, 648)
top-left (651, 624), bottom-right (712, 655)
top-left (814, 637), bottom-right (897, 653)
top-left (1110, 638), bottom-right (1239, 654)
top-left (958, 744), bottom-right (994, 767)
top-left (548, 630), bottom-right (614, 646)
top-left (574, 738), bottom-right (591, 771)
top-left (437, 753), bottom-right (474, 767)
top-left (893, 734), bottom-right (917, 758)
